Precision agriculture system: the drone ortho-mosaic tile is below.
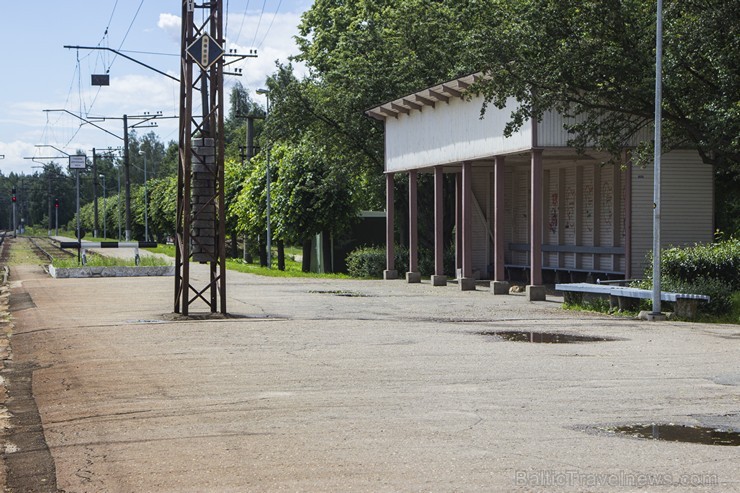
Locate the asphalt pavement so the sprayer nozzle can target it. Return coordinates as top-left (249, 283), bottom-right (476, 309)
top-left (2, 259), bottom-right (739, 492)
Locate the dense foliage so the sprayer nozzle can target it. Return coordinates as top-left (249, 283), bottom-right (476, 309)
top-left (661, 238), bottom-right (740, 290)
top-left (641, 238), bottom-right (740, 315)
top-left (6, 0), bottom-right (739, 268)
top-left (465, 1), bottom-right (739, 171)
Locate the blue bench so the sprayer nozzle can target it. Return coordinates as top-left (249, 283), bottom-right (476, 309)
top-left (555, 282), bottom-right (710, 319)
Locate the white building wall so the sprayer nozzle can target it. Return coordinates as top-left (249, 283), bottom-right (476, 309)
top-left (385, 95), bottom-right (532, 172)
top-left (630, 150), bottom-right (714, 277)
top-left (539, 110), bottom-right (653, 147)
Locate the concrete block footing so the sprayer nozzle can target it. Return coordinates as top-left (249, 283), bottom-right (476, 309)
top-left (458, 277), bottom-right (476, 291)
top-left (383, 270), bottom-right (398, 280)
top-left (431, 275), bottom-right (447, 286)
top-left (491, 280), bottom-right (510, 295)
top-left (526, 285), bottom-right (546, 301)
top-left (638, 311), bottom-right (669, 322)
top-left (406, 271), bottom-right (421, 283)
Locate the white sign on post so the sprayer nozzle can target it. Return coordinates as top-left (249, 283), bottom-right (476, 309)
top-left (69, 155), bottom-right (87, 169)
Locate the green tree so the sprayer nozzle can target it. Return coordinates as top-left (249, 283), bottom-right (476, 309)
top-left (271, 137), bottom-right (357, 245)
top-left (464, 0), bottom-right (739, 171)
top-left (266, 0), bottom-right (477, 211)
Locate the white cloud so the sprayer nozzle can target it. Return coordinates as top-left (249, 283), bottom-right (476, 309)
top-left (158, 13), bottom-right (181, 43)
top-left (0, 6), bottom-right (312, 174)
top-left (223, 11), bottom-right (308, 102)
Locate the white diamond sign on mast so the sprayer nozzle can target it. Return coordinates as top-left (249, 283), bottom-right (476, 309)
top-left (176, 0), bottom-right (227, 316)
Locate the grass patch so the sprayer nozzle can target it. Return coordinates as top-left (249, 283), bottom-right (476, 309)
top-left (562, 297), bottom-right (639, 317)
top-left (5, 238), bottom-right (47, 266)
top-left (564, 292), bottom-right (740, 324)
top-left (53, 255), bottom-right (170, 268)
top-left (226, 258), bottom-right (349, 279)
top-left (145, 244), bottom-right (350, 279)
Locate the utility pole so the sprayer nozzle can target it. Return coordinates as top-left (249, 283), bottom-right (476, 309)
top-left (123, 115), bottom-right (131, 241)
top-left (42, 109), bottom-right (173, 242)
top-left (47, 171), bottom-right (52, 236)
top-left (100, 174), bottom-right (107, 239)
top-left (92, 149), bottom-right (99, 237)
top-left (651, 0), bottom-right (664, 318)
top-left (11, 186), bottom-right (16, 237)
top-left (256, 89), bottom-right (272, 268)
top-left (175, 0), bottom-right (227, 315)
top-left (139, 150), bottom-right (149, 242)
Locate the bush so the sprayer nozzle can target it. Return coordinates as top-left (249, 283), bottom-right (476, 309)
top-left (661, 276), bottom-right (733, 316)
top-left (640, 238), bottom-right (740, 316)
top-left (659, 238), bottom-right (740, 291)
top-left (346, 246), bottom-right (387, 278)
top-left (346, 244), bottom-right (457, 279)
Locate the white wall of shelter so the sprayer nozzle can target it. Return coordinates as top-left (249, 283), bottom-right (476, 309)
top-left (368, 73), bottom-right (714, 286)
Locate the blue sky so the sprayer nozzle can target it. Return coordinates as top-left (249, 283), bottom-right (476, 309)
top-left (0, 0), bottom-right (313, 175)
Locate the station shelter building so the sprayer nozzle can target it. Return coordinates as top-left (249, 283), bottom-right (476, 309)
top-left (366, 73), bottom-right (714, 297)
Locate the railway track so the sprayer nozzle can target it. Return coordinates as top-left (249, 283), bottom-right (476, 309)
top-left (0, 236), bottom-right (77, 267)
top-left (28, 236), bottom-right (77, 263)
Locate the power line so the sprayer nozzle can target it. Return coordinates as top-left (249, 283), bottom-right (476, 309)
top-left (258, 0), bottom-right (284, 50)
top-left (234, 0), bottom-right (253, 47)
top-left (251, 0), bottom-right (268, 49)
top-left (104, 0), bottom-right (120, 41)
top-left (225, 0), bottom-right (230, 39)
top-left (110, 0), bottom-right (145, 72)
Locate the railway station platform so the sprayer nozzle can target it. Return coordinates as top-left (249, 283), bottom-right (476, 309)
top-left (1, 245), bottom-right (738, 492)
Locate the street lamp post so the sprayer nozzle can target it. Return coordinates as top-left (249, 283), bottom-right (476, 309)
top-left (139, 151), bottom-right (148, 242)
top-left (256, 88), bottom-right (271, 268)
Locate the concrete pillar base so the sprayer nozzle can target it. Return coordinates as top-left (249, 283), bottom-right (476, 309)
top-left (638, 311), bottom-right (669, 322)
top-left (491, 280), bottom-right (510, 295)
top-left (459, 277), bottom-right (476, 291)
top-left (431, 275), bottom-right (447, 286)
top-left (383, 270), bottom-right (398, 280)
top-left (406, 271), bottom-right (421, 283)
top-left (526, 285), bottom-right (546, 301)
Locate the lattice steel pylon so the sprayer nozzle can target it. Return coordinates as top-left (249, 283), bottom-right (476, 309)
top-left (175, 0), bottom-right (227, 315)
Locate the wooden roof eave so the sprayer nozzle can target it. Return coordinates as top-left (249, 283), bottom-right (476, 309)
top-left (364, 71), bottom-right (487, 121)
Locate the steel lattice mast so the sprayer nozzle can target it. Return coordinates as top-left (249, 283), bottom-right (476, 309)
top-left (175, 0), bottom-right (227, 315)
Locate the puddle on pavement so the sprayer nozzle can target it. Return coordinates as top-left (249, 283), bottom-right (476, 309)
top-left (476, 330), bottom-right (616, 343)
top-left (606, 423), bottom-right (740, 446)
top-left (309, 290), bottom-right (371, 297)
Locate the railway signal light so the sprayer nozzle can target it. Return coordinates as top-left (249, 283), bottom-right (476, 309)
top-left (54, 198), bottom-right (59, 208)
top-left (11, 187), bottom-right (16, 202)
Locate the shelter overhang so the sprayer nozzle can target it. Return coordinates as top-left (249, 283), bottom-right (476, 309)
top-left (365, 72), bottom-right (485, 121)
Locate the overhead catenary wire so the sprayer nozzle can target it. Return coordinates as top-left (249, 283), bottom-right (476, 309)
top-left (251, 0), bottom-right (268, 49)
top-left (233, 0), bottom-right (252, 47)
top-left (109, 0), bottom-right (145, 72)
top-left (257, 0), bottom-right (284, 50)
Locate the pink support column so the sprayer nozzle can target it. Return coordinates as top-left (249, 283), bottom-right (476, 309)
top-left (491, 155), bottom-right (509, 294)
top-left (407, 169), bottom-right (421, 283)
top-left (432, 166), bottom-right (447, 286)
top-left (383, 173), bottom-right (398, 280)
top-left (460, 161), bottom-right (475, 290)
top-left (455, 172), bottom-right (462, 274)
top-left (528, 149), bottom-right (546, 300)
